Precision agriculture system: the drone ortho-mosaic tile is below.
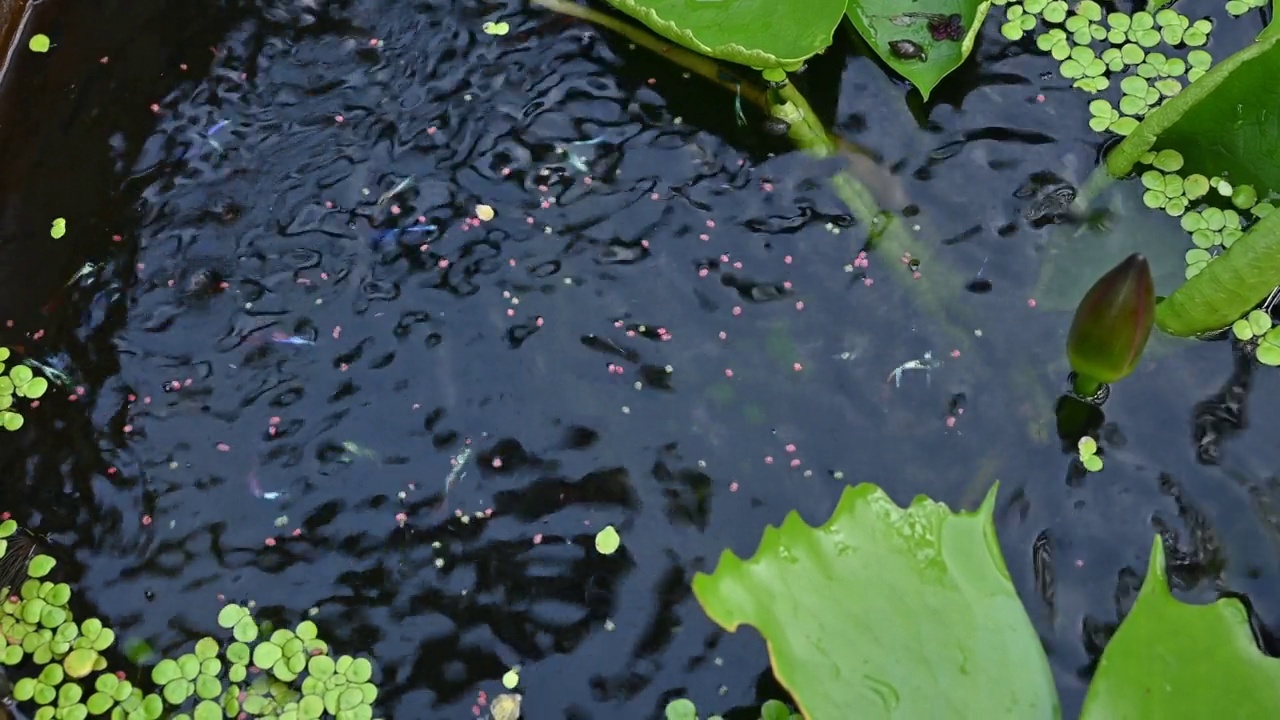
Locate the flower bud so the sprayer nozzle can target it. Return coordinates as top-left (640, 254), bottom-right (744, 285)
top-left (1066, 253), bottom-right (1155, 385)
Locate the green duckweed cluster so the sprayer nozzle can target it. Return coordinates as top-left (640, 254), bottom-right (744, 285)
top-left (0, 348), bottom-right (50, 432)
top-left (664, 697), bottom-right (800, 720)
top-left (1076, 436), bottom-right (1103, 472)
top-left (1, 521), bottom-right (384, 720)
top-left (997, 0), bottom-right (1215, 134)
top-left (1231, 310), bottom-right (1280, 365)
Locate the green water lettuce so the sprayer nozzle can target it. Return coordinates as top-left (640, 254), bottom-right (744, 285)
top-left (1067, 253), bottom-right (1155, 388)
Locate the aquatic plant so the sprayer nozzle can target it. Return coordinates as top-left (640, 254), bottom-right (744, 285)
top-left (0, 521), bottom-right (384, 720)
top-left (1065, 253), bottom-right (1155, 396)
top-left (0, 348), bottom-right (50, 432)
top-left (1076, 436), bottom-right (1103, 472)
top-left (663, 696), bottom-right (799, 720)
top-left (691, 482), bottom-right (1280, 717)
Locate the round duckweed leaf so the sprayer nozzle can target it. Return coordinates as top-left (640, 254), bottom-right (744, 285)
top-left (64, 648), bottom-right (98, 678)
top-left (41, 605), bottom-right (67, 629)
top-left (226, 642), bottom-right (250, 664)
top-left (338, 687), bottom-right (363, 711)
top-left (1141, 190), bottom-right (1166, 209)
top-left (269, 629), bottom-right (295, 647)
top-left (46, 583), bottom-right (72, 608)
top-left (294, 621), bottom-right (317, 641)
top-left (1000, 22), bottom-right (1024, 41)
top-left (80, 618), bottom-right (102, 638)
top-left (1071, 27), bottom-right (1091, 45)
top-left (1185, 248), bottom-right (1212, 264)
top-left (1077, 0), bottom-right (1101, 21)
top-left (1187, 49), bottom-right (1212, 69)
top-left (1120, 75), bottom-right (1148, 97)
top-left (299, 696), bottom-right (325, 719)
top-left (29, 554), bottom-right (57, 578)
top-left (308, 655), bottom-right (335, 680)
top-left (195, 637), bottom-right (219, 660)
top-left (87, 691), bottom-right (115, 714)
top-left (1019, 14), bottom-right (1036, 31)
top-left (196, 674), bottom-right (222, 700)
top-left (1088, 99), bottom-right (1112, 118)
top-left (282, 637), bottom-right (304, 659)
top-left (1164, 197), bottom-right (1188, 217)
top-left (94, 673), bottom-right (118, 694)
top-left (1202, 207), bottom-right (1226, 231)
top-left (1162, 175), bottom-right (1184, 198)
top-left (1088, 115), bottom-right (1112, 132)
top-left (594, 525), bottom-right (621, 555)
top-left (1120, 43), bottom-right (1145, 65)
top-left (253, 643), bottom-right (283, 670)
top-left (286, 652), bottom-right (306, 675)
top-left (502, 667), bottom-right (519, 689)
top-left (1232, 185), bottom-right (1258, 210)
top-left (1134, 28), bottom-right (1160, 47)
top-left (2, 412), bottom-right (23, 432)
top-left (142, 693), bottom-right (164, 720)
top-left (345, 658), bottom-right (372, 684)
top-left (4, 645), bottom-right (23, 665)
top-left (1130, 11), bottom-right (1154, 30)
top-left (40, 663), bottom-right (64, 685)
top-left (193, 700), bottom-right (221, 720)
top-left (9, 365), bottom-right (33, 385)
top-left (1260, 343), bottom-right (1280, 366)
top-left (1051, 39), bottom-right (1071, 61)
top-left (1184, 174), bottom-right (1210, 199)
top-left (665, 699), bottom-right (698, 720)
top-left (1064, 14), bottom-right (1086, 31)
top-left (1191, 229), bottom-right (1219, 248)
top-left (1152, 150), bottom-right (1183, 172)
top-left (1088, 23), bottom-right (1106, 41)
top-left (1248, 310), bottom-right (1273, 336)
top-left (335, 655), bottom-right (353, 674)
top-left (90, 627), bottom-right (114, 652)
top-left (323, 689), bottom-right (341, 714)
top-left (1083, 454), bottom-right (1104, 472)
top-left (217, 605), bottom-right (246, 629)
top-left (179, 654), bottom-right (201, 681)
top-left (1120, 96), bottom-right (1147, 116)
top-left (228, 664), bottom-right (247, 683)
top-left (1043, 1), bottom-right (1067, 22)
top-left (1107, 12), bottom-right (1129, 30)
top-left (0, 518), bottom-right (15, 538)
top-left (232, 617), bottom-right (258, 643)
top-left (162, 678), bottom-right (192, 705)
top-left (152, 659), bottom-right (181, 685)
top-left (14, 677), bottom-right (36, 701)
top-left (59, 681), bottom-right (83, 705)
top-left (201, 658), bottom-right (222, 677)
top-left (1183, 27), bottom-right (1207, 46)
top-left (20, 376), bottom-right (48, 399)
top-left (358, 683), bottom-right (376, 704)
top-left (34, 682), bottom-right (56, 706)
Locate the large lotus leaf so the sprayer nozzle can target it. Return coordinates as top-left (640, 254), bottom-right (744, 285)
top-left (691, 483), bottom-right (1057, 719)
top-left (598, 0), bottom-right (847, 68)
top-left (845, 0), bottom-right (991, 101)
top-left (1081, 537), bottom-right (1280, 718)
top-left (1106, 35), bottom-right (1280, 195)
top-left (1156, 206), bottom-right (1280, 336)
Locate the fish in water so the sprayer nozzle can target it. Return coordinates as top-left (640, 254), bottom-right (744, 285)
top-left (378, 176), bottom-right (416, 206)
top-left (271, 332), bottom-right (315, 346)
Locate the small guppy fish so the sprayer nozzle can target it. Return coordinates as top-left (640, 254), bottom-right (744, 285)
top-left (270, 332), bottom-right (315, 346)
top-left (378, 176), bottom-right (416, 206)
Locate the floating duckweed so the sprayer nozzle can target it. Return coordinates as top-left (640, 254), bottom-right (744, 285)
top-left (1163, 174), bottom-right (1184, 197)
top-left (1184, 248), bottom-right (1213, 278)
top-left (1119, 43), bottom-right (1145, 65)
top-left (1142, 189), bottom-right (1166, 209)
top-left (1152, 149), bottom-right (1183, 172)
top-left (1042, 0), bottom-right (1068, 23)
top-left (594, 525), bottom-right (621, 555)
top-left (1108, 116), bottom-right (1139, 135)
top-left (1252, 202), bottom-right (1275, 219)
top-left (1226, 0), bottom-right (1267, 16)
top-left (1183, 174), bottom-right (1210, 199)
top-left (1087, 99), bottom-right (1118, 131)
top-left (1257, 330), bottom-right (1280, 366)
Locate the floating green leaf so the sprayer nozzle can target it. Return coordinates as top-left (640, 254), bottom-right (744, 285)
top-left (1157, 209), bottom-right (1280, 335)
top-left (846, 0), bottom-right (991, 101)
top-left (28, 555), bottom-right (56, 579)
top-left (594, 525), bottom-right (621, 555)
top-left (691, 483), bottom-right (1057, 718)
top-left (28, 34), bottom-right (51, 53)
top-left (1081, 537), bottom-right (1280, 716)
top-left (597, 0), bottom-right (847, 68)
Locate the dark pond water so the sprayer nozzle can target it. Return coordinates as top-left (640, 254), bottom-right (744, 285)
top-left (3, 0), bottom-right (1279, 717)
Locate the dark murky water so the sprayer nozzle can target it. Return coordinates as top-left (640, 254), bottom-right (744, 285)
top-left (3, 0), bottom-right (1279, 717)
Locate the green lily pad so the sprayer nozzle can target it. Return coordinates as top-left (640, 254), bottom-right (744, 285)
top-left (1080, 537), bottom-right (1280, 716)
top-left (845, 0), bottom-right (991, 101)
top-left (1106, 34), bottom-right (1280, 195)
top-left (1157, 208), bottom-right (1280, 336)
top-left (691, 483), bottom-right (1056, 718)
top-left (598, 0), bottom-right (847, 68)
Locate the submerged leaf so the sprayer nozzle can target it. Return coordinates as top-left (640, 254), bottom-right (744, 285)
top-left (691, 483), bottom-right (1057, 718)
top-left (1081, 537), bottom-right (1280, 717)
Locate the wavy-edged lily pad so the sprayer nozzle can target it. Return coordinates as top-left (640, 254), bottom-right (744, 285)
top-left (691, 482), bottom-right (1056, 719)
top-left (1080, 537), bottom-right (1280, 717)
top-left (846, 0), bottom-right (991, 101)
top-left (598, 0), bottom-right (847, 68)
